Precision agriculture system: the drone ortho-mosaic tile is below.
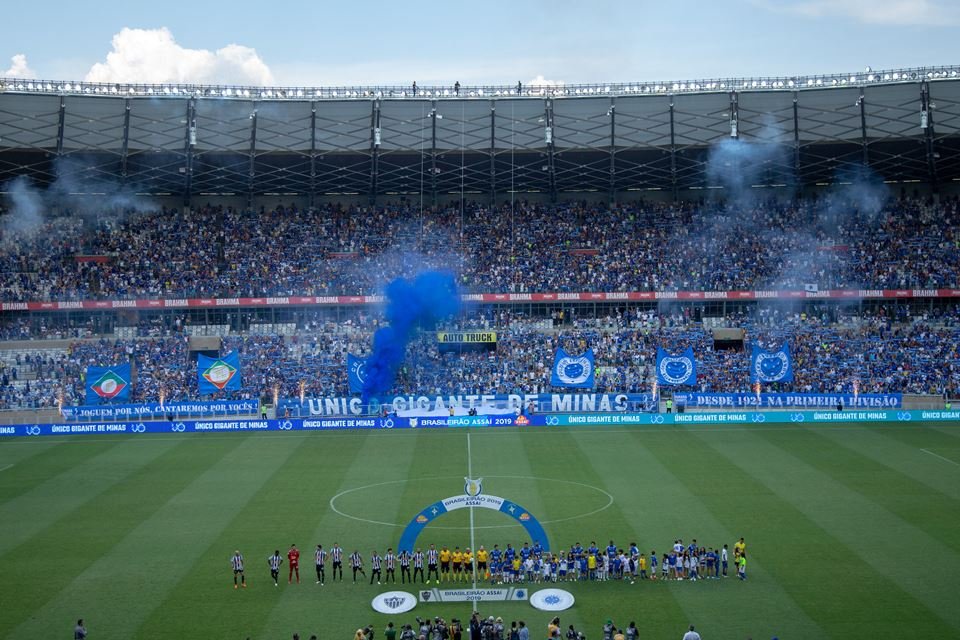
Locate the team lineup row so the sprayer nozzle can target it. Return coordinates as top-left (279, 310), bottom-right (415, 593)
top-left (227, 538), bottom-right (749, 587)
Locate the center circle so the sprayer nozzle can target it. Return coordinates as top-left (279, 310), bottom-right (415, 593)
top-left (329, 475), bottom-right (614, 530)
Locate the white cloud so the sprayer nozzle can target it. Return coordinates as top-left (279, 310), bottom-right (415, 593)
top-left (84, 27), bottom-right (274, 85)
top-left (527, 74), bottom-right (565, 87)
top-left (3, 54), bottom-right (36, 78)
top-left (753, 0), bottom-right (960, 26)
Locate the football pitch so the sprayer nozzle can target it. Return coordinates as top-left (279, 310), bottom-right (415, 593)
top-left (2, 421), bottom-right (960, 640)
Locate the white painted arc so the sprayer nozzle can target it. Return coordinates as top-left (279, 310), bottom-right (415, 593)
top-left (328, 475), bottom-right (615, 529)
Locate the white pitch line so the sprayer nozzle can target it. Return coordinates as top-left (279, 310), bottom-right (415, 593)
top-left (921, 448), bottom-right (960, 466)
top-left (466, 431), bottom-right (478, 612)
top-left (0, 464), bottom-right (13, 472)
top-left (1, 421), bottom-right (959, 446)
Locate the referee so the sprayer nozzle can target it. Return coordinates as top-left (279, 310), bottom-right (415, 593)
top-left (315, 544), bottom-right (327, 585)
top-left (331, 543), bottom-right (344, 582)
top-left (370, 550), bottom-right (383, 585)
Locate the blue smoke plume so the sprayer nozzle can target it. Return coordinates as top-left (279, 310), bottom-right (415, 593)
top-left (362, 270), bottom-right (460, 402)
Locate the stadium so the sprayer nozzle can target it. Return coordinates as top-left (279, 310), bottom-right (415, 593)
top-left (1, 61), bottom-right (960, 640)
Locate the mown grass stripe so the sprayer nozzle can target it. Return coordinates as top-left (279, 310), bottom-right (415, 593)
top-left (0, 438), bottom-right (185, 557)
top-left (39, 434), bottom-right (304, 640)
top-left (0, 436), bottom-right (246, 639)
top-left (526, 427), bottom-right (684, 636)
top-left (133, 431), bottom-right (376, 640)
top-left (253, 432), bottom-right (420, 640)
top-left (700, 429), bottom-right (958, 638)
top-left (815, 427), bottom-right (960, 501)
top-left (0, 439), bottom-right (127, 506)
top-left (771, 427), bottom-right (960, 555)
top-left (609, 428), bottom-right (825, 640)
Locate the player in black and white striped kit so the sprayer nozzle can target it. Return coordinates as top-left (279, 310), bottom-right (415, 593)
top-left (350, 550), bottom-right (365, 582)
top-left (331, 543), bottom-right (344, 581)
top-left (412, 548), bottom-right (425, 583)
top-left (426, 545), bottom-right (440, 584)
top-left (399, 549), bottom-right (412, 583)
top-left (268, 550), bottom-right (283, 587)
top-left (370, 550), bottom-right (382, 585)
top-left (231, 550), bottom-right (246, 589)
top-left (315, 544), bottom-right (327, 585)
top-left (385, 548), bottom-right (397, 583)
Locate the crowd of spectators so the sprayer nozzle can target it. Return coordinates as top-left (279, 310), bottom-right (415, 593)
top-left (0, 195), bottom-right (958, 301)
top-left (0, 304), bottom-right (956, 410)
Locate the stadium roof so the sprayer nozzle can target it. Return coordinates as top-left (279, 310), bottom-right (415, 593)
top-left (1, 66), bottom-right (959, 199)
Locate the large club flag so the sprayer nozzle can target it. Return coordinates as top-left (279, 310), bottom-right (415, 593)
top-left (751, 343), bottom-right (794, 383)
top-left (85, 364), bottom-right (132, 404)
top-left (656, 347), bottom-right (697, 386)
top-left (197, 352), bottom-right (242, 394)
top-left (551, 347), bottom-right (595, 389)
top-left (347, 353), bottom-right (366, 394)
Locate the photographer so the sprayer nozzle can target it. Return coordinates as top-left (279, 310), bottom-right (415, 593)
top-left (417, 616), bottom-right (432, 640)
top-left (400, 624), bottom-right (417, 640)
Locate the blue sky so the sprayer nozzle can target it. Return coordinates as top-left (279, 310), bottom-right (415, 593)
top-left (3, 0), bottom-right (958, 85)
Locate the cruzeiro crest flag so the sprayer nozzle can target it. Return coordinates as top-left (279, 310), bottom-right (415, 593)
top-left (85, 363), bottom-right (132, 404)
top-left (551, 347), bottom-right (595, 389)
top-left (347, 353), bottom-right (367, 394)
top-left (197, 352), bottom-right (242, 394)
top-left (751, 343), bottom-right (794, 383)
top-left (656, 347), bottom-right (697, 386)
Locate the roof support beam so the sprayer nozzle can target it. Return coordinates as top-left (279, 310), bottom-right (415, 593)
top-left (248, 107), bottom-right (258, 208)
top-left (369, 100), bottom-right (380, 204)
top-left (921, 81), bottom-right (938, 193)
top-left (609, 97), bottom-right (616, 203)
top-left (489, 101), bottom-right (496, 204)
top-left (431, 101), bottom-right (438, 206)
top-left (120, 98), bottom-right (131, 184)
top-left (183, 98), bottom-right (196, 206)
top-left (859, 89), bottom-right (869, 167)
top-left (309, 100), bottom-right (317, 208)
top-left (668, 96), bottom-right (677, 201)
top-left (545, 98), bottom-right (557, 202)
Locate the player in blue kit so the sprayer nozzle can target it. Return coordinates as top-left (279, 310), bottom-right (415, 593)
top-left (650, 551), bottom-right (658, 580)
top-left (520, 543), bottom-right (532, 561)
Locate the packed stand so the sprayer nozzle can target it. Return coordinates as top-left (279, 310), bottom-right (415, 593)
top-left (0, 196), bottom-right (958, 302)
top-left (0, 304), bottom-right (956, 410)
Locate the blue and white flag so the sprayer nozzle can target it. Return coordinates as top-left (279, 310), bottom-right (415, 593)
top-left (551, 348), bottom-right (595, 389)
top-left (656, 347), bottom-right (697, 386)
top-left (197, 352), bottom-right (242, 394)
top-left (347, 353), bottom-right (367, 394)
top-left (751, 343), bottom-right (794, 383)
top-left (85, 363), bottom-right (132, 404)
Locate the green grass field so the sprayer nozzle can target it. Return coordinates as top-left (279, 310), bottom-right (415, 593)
top-left (2, 421), bottom-right (960, 640)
